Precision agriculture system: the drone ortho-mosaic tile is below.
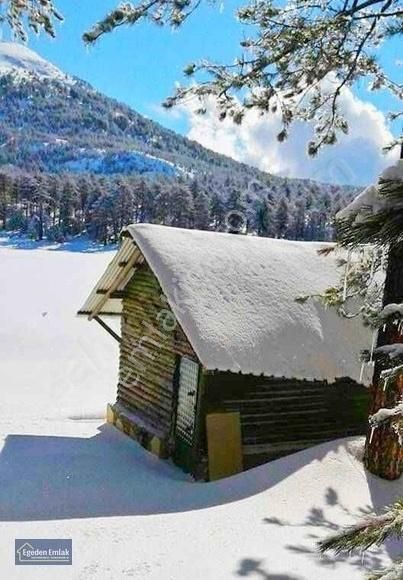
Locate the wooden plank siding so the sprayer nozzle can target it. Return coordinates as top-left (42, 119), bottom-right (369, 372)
top-left (202, 372), bottom-right (369, 470)
top-left (114, 259), bottom-right (369, 480)
top-left (117, 261), bottom-right (198, 442)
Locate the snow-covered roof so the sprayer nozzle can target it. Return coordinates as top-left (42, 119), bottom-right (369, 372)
top-left (79, 224), bottom-right (372, 384)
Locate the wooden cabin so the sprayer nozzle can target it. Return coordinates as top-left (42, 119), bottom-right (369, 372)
top-left (78, 224), bottom-right (371, 481)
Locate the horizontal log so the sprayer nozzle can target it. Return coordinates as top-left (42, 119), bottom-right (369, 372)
top-left (243, 428), bottom-right (364, 446)
top-left (221, 390), bottom-right (331, 402)
top-left (119, 350), bottom-right (175, 381)
top-left (118, 367), bottom-right (174, 401)
top-left (119, 347), bottom-right (176, 381)
top-left (121, 330), bottom-right (175, 361)
top-left (117, 394), bottom-right (171, 433)
top-left (122, 313), bottom-right (195, 359)
top-left (118, 383), bottom-right (173, 418)
top-left (118, 379), bottom-right (173, 409)
top-left (220, 400), bottom-right (327, 412)
top-left (241, 424), bottom-right (365, 441)
top-left (120, 340), bottom-right (176, 369)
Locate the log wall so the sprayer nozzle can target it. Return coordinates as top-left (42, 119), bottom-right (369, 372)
top-left (117, 262), bottom-right (197, 441)
top-left (202, 372), bottom-right (369, 470)
top-left (115, 260), bottom-right (369, 479)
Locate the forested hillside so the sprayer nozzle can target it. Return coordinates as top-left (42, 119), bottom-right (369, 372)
top-left (0, 42), bottom-right (358, 243)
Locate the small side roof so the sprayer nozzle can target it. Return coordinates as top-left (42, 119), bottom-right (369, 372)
top-left (78, 224), bottom-right (372, 384)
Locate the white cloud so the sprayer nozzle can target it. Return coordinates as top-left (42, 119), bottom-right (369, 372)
top-left (179, 88), bottom-right (398, 186)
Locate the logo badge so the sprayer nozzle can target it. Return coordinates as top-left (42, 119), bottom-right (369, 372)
top-left (15, 539), bottom-right (72, 566)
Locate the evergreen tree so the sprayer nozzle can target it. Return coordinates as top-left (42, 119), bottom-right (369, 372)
top-left (32, 175), bottom-right (46, 240)
top-left (226, 188), bottom-right (246, 233)
top-left (294, 200), bottom-right (306, 240)
top-left (0, 172), bottom-right (12, 229)
top-left (59, 177), bottom-right (78, 235)
top-left (255, 198), bottom-right (272, 238)
top-left (19, 175), bottom-right (37, 219)
top-left (210, 192), bottom-right (226, 231)
top-left (170, 185), bottom-right (194, 228)
top-left (319, 157), bottom-right (403, 579)
top-left (192, 189), bottom-right (210, 230)
top-left (275, 197), bottom-right (289, 238)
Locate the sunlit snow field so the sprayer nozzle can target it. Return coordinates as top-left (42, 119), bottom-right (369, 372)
top-left (0, 239), bottom-right (402, 580)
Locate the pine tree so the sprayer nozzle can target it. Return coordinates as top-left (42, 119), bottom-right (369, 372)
top-left (0, 172), bottom-right (12, 229)
top-left (275, 197), bottom-right (289, 238)
top-left (210, 192), bottom-right (226, 231)
top-left (294, 200), bottom-right (306, 240)
top-left (59, 177), bottom-right (79, 235)
top-left (255, 198), bottom-right (272, 237)
top-left (171, 185), bottom-right (194, 228)
top-left (226, 188), bottom-right (246, 233)
top-left (319, 156), bottom-right (403, 578)
top-left (192, 189), bottom-right (210, 230)
top-left (19, 175), bottom-right (37, 220)
top-left (33, 175), bottom-right (45, 240)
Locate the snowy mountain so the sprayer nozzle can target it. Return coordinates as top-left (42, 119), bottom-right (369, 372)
top-left (0, 41), bottom-right (70, 82)
top-left (0, 42), bottom-right (360, 244)
top-left (0, 42), bottom-right (356, 193)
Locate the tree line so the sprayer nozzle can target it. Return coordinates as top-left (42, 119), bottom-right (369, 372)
top-left (0, 171), bottom-right (348, 243)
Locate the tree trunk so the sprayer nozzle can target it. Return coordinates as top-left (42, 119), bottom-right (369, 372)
top-left (38, 200), bottom-right (44, 241)
top-left (364, 243), bottom-right (403, 479)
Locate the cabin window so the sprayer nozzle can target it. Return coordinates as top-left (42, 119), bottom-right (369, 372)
top-left (175, 357), bottom-right (200, 445)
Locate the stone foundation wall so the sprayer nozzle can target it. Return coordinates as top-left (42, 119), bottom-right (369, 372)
top-left (107, 402), bottom-right (170, 459)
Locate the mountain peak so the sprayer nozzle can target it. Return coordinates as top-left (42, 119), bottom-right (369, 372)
top-left (0, 42), bottom-right (70, 82)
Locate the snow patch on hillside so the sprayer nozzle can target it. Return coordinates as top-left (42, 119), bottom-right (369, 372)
top-left (63, 149), bottom-right (179, 176)
top-left (0, 41), bottom-right (71, 83)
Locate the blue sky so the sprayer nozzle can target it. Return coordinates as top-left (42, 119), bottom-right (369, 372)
top-left (21, 1), bottom-right (400, 131)
top-left (29, 0), bottom-right (246, 133)
top-left (2, 0), bottom-right (401, 184)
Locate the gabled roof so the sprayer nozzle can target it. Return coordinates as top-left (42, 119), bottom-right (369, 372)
top-left (78, 224), bottom-right (372, 384)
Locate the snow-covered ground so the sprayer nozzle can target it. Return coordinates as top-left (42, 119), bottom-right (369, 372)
top-left (1, 241), bottom-right (403, 579)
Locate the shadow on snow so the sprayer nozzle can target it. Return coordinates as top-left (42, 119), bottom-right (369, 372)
top-left (262, 480), bottom-right (402, 574)
top-left (236, 558), bottom-right (301, 579)
top-left (0, 426), bottom-right (361, 522)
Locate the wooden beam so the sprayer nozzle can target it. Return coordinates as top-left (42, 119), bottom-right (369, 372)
top-left (94, 316), bottom-right (121, 343)
top-left (96, 289), bottom-right (126, 298)
top-left (110, 290), bottom-right (126, 299)
top-left (89, 248), bottom-right (140, 321)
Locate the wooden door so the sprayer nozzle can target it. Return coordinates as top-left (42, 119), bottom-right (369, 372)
top-left (174, 356), bottom-right (200, 472)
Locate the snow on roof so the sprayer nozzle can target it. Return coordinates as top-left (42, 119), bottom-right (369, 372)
top-left (79, 224), bottom-right (372, 384)
top-left (0, 42), bottom-right (71, 83)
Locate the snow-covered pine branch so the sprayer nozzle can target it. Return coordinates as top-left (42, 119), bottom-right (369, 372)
top-left (375, 344), bottom-right (403, 360)
top-left (319, 499), bottom-right (403, 554)
top-left (367, 559), bottom-right (403, 580)
top-left (369, 401), bottom-right (403, 427)
top-left (337, 161), bottom-right (403, 249)
top-left (83, 0), bottom-right (402, 156)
